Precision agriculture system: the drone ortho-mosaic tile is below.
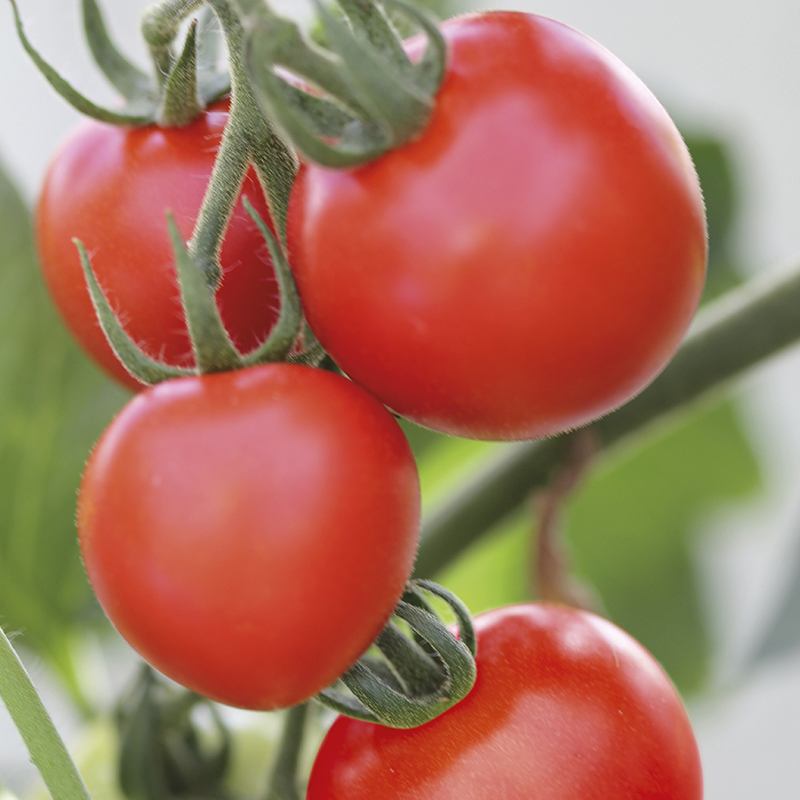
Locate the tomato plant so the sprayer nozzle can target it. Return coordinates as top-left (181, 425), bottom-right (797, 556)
top-left (308, 604), bottom-right (703, 799)
top-left (17, 2), bottom-right (785, 798)
top-left (37, 102), bottom-right (279, 390)
top-left (78, 364), bottom-right (420, 710)
top-left (288, 12), bottom-right (708, 441)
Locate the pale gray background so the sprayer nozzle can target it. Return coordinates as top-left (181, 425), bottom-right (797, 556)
top-left (2, 2), bottom-right (800, 797)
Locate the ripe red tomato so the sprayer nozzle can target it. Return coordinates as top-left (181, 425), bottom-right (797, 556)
top-left (288, 12), bottom-right (707, 440)
top-left (308, 604), bottom-right (703, 799)
top-left (37, 103), bottom-right (279, 391)
top-left (78, 364), bottom-right (420, 710)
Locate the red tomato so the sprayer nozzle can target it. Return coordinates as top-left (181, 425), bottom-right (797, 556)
top-left (37, 103), bottom-right (279, 391)
top-left (308, 604), bottom-right (703, 799)
top-left (288, 12), bottom-right (707, 440)
top-left (78, 364), bottom-right (420, 709)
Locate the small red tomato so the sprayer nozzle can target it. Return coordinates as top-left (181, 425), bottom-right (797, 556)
top-left (308, 604), bottom-right (703, 800)
top-left (78, 364), bottom-right (420, 710)
top-left (37, 103), bottom-right (278, 391)
top-left (288, 12), bottom-right (707, 440)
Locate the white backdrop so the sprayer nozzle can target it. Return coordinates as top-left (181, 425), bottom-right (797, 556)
top-left (2, 2), bottom-right (800, 797)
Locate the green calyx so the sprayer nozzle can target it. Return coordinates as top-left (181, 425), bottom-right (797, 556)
top-left (8, 0), bottom-right (230, 128)
top-left (10, 0), bottom-right (447, 156)
top-left (316, 580), bottom-right (477, 729)
top-left (76, 199), bottom-right (311, 385)
top-left (242, 0), bottom-right (448, 167)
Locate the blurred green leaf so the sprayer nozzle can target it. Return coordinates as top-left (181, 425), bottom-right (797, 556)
top-left (439, 400), bottom-right (761, 694)
top-left (685, 134), bottom-right (741, 297)
top-left (566, 400), bottom-right (760, 692)
top-left (688, 137), bottom-right (735, 255)
top-left (0, 161), bottom-right (125, 703)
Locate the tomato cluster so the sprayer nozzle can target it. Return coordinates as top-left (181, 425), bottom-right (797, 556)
top-left (36, 8), bottom-right (705, 795)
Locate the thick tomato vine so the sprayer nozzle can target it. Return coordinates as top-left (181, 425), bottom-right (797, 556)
top-left (37, 102), bottom-right (279, 390)
top-left (78, 364), bottom-right (421, 710)
top-left (288, 12), bottom-right (708, 441)
top-left (308, 604), bottom-right (703, 799)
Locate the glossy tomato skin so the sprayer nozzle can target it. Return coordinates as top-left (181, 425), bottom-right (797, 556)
top-left (37, 104), bottom-right (278, 391)
top-left (288, 12), bottom-right (707, 440)
top-left (78, 364), bottom-right (420, 710)
top-left (308, 605), bottom-right (703, 800)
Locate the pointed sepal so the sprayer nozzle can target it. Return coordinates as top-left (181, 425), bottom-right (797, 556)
top-left (337, 0), bottom-right (412, 73)
top-left (240, 199), bottom-right (303, 365)
top-left (243, 0), bottom-right (448, 168)
top-left (81, 0), bottom-right (154, 102)
top-left (8, 0), bottom-right (156, 125)
top-left (313, 0), bottom-right (432, 141)
top-left (75, 239), bottom-right (192, 385)
top-left (158, 20), bottom-right (202, 126)
top-left (167, 216), bottom-right (244, 374)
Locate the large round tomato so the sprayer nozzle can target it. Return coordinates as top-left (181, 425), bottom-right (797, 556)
top-left (308, 605), bottom-right (703, 799)
top-left (38, 103), bottom-right (279, 390)
top-left (78, 364), bottom-right (420, 710)
top-left (288, 12), bottom-right (707, 441)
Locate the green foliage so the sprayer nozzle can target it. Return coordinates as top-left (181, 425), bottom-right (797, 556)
top-left (0, 162), bottom-right (125, 701)
top-left (434, 402), bottom-right (759, 691)
top-left (436, 400), bottom-right (760, 694)
top-left (568, 401), bottom-right (759, 690)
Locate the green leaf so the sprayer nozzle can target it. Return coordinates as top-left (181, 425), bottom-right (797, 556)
top-left (0, 161), bottom-right (126, 699)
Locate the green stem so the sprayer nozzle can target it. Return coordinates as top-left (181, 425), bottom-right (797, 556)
top-left (206, 0), bottom-right (297, 237)
top-left (187, 112), bottom-right (251, 285)
top-left (264, 704), bottom-right (308, 800)
top-left (416, 264), bottom-right (800, 578)
top-left (145, 0), bottom-right (296, 283)
top-left (188, 0), bottom-right (258, 281)
top-left (0, 628), bottom-right (90, 800)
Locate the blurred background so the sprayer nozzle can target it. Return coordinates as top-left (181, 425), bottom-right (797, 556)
top-left (1, 1), bottom-right (799, 797)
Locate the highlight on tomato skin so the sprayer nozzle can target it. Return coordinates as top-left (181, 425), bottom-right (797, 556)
top-left (288, 11), bottom-right (708, 442)
top-left (307, 604), bottom-right (703, 800)
top-left (77, 363), bottom-right (422, 711)
top-left (36, 102), bottom-right (280, 392)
